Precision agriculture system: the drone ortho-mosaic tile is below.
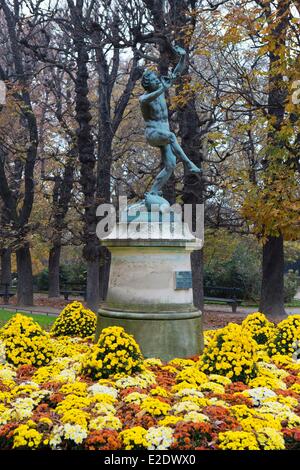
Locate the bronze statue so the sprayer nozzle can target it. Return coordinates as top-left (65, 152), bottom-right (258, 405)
top-left (139, 45), bottom-right (201, 210)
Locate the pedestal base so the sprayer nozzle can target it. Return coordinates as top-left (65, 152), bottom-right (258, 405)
top-left (96, 223), bottom-right (204, 362)
top-left (96, 307), bottom-right (203, 362)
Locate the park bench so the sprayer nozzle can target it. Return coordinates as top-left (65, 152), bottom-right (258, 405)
top-left (204, 286), bottom-right (243, 313)
top-left (0, 284), bottom-right (15, 304)
top-left (60, 285), bottom-right (86, 301)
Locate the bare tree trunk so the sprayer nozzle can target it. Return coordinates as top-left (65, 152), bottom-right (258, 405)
top-left (98, 247), bottom-right (111, 302)
top-left (191, 249), bottom-right (204, 311)
top-left (0, 248), bottom-right (12, 287)
top-left (47, 162), bottom-right (74, 299)
top-left (259, 234), bottom-right (286, 317)
top-left (16, 243), bottom-right (33, 305)
top-left (86, 259), bottom-right (100, 313)
top-left (99, 246), bottom-right (111, 301)
top-left (48, 244), bottom-right (61, 298)
top-left (86, 258), bottom-right (100, 312)
top-left (0, 2), bottom-right (38, 307)
top-left (97, 139), bottom-right (112, 303)
top-left (179, 91), bottom-right (205, 312)
top-left (95, 40), bottom-right (140, 302)
top-left (68, 0), bottom-right (99, 312)
top-left (258, 2), bottom-right (289, 317)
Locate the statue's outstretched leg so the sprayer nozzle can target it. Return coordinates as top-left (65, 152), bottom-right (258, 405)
top-left (150, 145), bottom-right (176, 195)
top-left (168, 133), bottom-right (201, 174)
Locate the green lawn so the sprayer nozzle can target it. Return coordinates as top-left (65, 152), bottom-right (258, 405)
top-left (0, 308), bottom-right (55, 330)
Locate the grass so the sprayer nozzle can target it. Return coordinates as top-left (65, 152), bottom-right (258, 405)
top-left (0, 308), bottom-right (55, 330)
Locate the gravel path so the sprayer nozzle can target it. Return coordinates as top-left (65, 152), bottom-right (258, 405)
top-left (1, 294), bottom-right (295, 330)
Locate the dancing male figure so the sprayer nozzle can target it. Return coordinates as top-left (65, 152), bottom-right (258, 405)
top-left (139, 45), bottom-right (201, 197)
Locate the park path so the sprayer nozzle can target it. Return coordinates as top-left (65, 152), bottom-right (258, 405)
top-left (1, 301), bottom-right (300, 330)
top-left (0, 304), bottom-right (60, 316)
top-left (205, 304), bottom-right (300, 315)
top-left (1, 302), bottom-right (300, 318)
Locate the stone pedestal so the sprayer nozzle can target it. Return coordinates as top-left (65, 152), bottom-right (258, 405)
top-left (96, 223), bottom-right (203, 361)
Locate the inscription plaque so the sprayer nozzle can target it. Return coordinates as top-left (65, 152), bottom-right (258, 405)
top-left (174, 271), bottom-right (192, 290)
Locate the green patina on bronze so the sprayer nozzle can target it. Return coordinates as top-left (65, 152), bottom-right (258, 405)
top-left (139, 45), bottom-right (201, 212)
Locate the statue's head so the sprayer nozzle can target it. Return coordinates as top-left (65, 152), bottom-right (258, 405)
top-left (141, 69), bottom-right (161, 91)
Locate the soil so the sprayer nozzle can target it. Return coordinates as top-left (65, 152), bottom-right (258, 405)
top-left (203, 310), bottom-right (284, 329)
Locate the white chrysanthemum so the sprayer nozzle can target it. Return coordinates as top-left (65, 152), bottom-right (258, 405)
top-left (94, 402), bottom-right (116, 415)
top-left (0, 340), bottom-right (7, 364)
top-left (175, 388), bottom-right (204, 398)
top-left (64, 423), bottom-right (88, 444)
top-left (264, 395), bottom-right (298, 409)
top-left (172, 401), bottom-right (201, 415)
top-left (11, 397), bottom-right (35, 419)
top-left (243, 387), bottom-right (277, 406)
top-left (18, 380), bottom-right (40, 389)
top-left (49, 425), bottom-right (64, 449)
top-left (124, 392), bottom-right (148, 404)
top-left (12, 383), bottom-right (50, 403)
top-left (88, 383), bottom-right (118, 398)
top-left (0, 407), bottom-right (12, 425)
top-left (54, 368), bottom-right (77, 383)
top-left (30, 390), bottom-right (51, 402)
top-left (183, 411), bottom-right (210, 423)
top-left (89, 415), bottom-right (122, 431)
top-left (207, 397), bottom-right (228, 407)
top-left (146, 426), bottom-right (174, 450)
top-left (257, 403), bottom-right (300, 428)
top-left (138, 370), bottom-right (157, 385)
top-left (0, 364), bottom-right (17, 381)
top-left (258, 401), bottom-right (292, 416)
top-left (115, 376), bottom-right (149, 389)
top-left (258, 362), bottom-right (289, 379)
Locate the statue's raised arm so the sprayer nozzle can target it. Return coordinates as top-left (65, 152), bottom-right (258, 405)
top-left (139, 79), bottom-right (170, 105)
top-left (170, 45), bottom-right (187, 81)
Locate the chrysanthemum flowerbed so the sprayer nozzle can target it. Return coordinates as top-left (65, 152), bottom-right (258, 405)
top-left (1, 307), bottom-right (300, 450)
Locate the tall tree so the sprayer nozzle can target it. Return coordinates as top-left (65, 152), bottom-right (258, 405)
top-left (66, 0), bottom-right (99, 311)
top-left (256, 1), bottom-right (289, 315)
top-left (0, 199), bottom-right (12, 289)
top-left (21, 0), bottom-right (146, 307)
top-left (92, 4), bottom-right (142, 299)
top-left (41, 68), bottom-right (77, 298)
top-left (224, 0), bottom-right (299, 315)
top-left (0, 0), bottom-right (40, 305)
top-left (169, 0), bottom-right (206, 311)
top-left (190, 0), bottom-right (299, 315)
